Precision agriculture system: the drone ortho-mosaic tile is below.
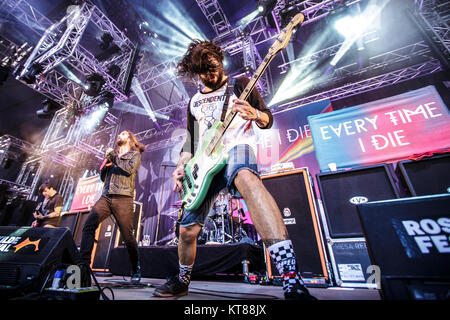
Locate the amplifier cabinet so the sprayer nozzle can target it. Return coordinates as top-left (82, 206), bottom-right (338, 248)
top-left (261, 168), bottom-right (330, 285)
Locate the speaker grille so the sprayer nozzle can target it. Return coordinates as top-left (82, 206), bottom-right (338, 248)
top-left (0, 265), bottom-right (20, 286)
top-left (399, 154), bottom-right (450, 196)
top-left (262, 169), bottom-right (328, 280)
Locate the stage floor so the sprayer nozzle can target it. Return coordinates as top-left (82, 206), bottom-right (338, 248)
top-left (95, 275), bottom-right (381, 300)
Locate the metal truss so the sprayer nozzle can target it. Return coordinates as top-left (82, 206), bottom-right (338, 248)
top-left (135, 54), bottom-right (180, 93)
top-left (195, 0), bottom-right (232, 37)
top-left (216, 0), bottom-right (364, 49)
top-left (135, 122), bottom-right (187, 152)
top-left (152, 99), bottom-right (189, 116)
top-left (18, 1), bottom-right (135, 105)
top-left (272, 59), bottom-right (442, 112)
top-left (0, 178), bottom-right (32, 196)
top-left (415, 0), bottom-right (450, 61)
top-left (136, 1), bottom-right (360, 105)
top-left (13, 106), bottom-right (120, 199)
top-left (0, 134), bottom-right (37, 155)
top-left (0, 0), bottom-right (53, 37)
top-left (276, 30), bottom-right (380, 73)
top-left (241, 36), bottom-right (272, 97)
top-left (330, 41), bottom-right (434, 79)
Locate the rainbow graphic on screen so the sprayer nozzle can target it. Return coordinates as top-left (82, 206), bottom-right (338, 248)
top-left (257, 99), bottom-right (332, 174)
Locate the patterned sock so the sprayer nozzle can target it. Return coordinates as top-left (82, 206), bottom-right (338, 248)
top-left (267, 240), bottom-right (304, 293)
top-left (178, 262), bottom-right (193, 285)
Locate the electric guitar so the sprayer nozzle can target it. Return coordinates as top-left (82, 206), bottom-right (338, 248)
top-left (31, 202), bottom-right (50, 227)
top-left (179, 13), bottom-right (305, 211)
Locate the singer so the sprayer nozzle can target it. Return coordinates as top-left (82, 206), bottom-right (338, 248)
top-left (78, 130), bottom-right (146, 284)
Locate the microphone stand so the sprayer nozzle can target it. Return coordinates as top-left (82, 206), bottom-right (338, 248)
top-left (153, 162), bottom-right (176, 245)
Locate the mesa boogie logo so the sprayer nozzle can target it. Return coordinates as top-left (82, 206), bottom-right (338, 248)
top-left (349, 196), bottom-right (369, 205)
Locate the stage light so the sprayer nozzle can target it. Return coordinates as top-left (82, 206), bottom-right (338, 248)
top-left (99, 32), bottom-right (114, 50)
top-left (330, 0), bottom-right (389, 67)
top-left (1, 157), bottom-right (12, 169)
top-left (257, 0), bottom-right (277, 16)
top-left (280, 3), bottom-right (302, 29)
top-left (36, 98), bottom-right (61, 119)
top-left (84, 73), bottom-right (105, 96)
top-left (334, 15), bottom-right (364, 39)
top-left (96, 33), bottom-right (121, 62)
top-left (107, 64), bottom-right (121, 79)
top-left (257, 0), bottom-right (278, 29)
top-left (81, 105), bottom-right (108, 132)
top-left (97, 91), bottom-right (114, 110)
top-left (138, 1), bottom-right (207, 60)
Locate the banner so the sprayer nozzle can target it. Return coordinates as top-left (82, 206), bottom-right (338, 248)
top-left (257, 99), bottom-right (333, 175)
top-left (308, 86), bottom-right (450, 171)
top-left (69, 175), bottom-right (103, 212)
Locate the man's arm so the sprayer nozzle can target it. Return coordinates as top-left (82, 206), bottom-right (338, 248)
top-left (173, 100), bottom-right (196, 191)
top-left (234, 76), bottom-right (273, 129)
top-left (44, 206), bottom-right (63, 219)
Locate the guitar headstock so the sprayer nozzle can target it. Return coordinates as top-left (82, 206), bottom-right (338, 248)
top-left (268, 13), bottom-right (304, 55)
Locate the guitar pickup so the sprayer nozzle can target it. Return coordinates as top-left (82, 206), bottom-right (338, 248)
top-left (192, 164), bottom-right (199, 179)
top-left (185, 175), bottom-right (193, 189)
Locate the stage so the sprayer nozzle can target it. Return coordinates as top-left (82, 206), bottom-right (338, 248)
top-left (109, 243), bottom-right (267, 279)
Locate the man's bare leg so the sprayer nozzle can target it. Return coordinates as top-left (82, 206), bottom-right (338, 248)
top-left (233, 169), bottom-right (287, 245)
top-left (178, 224), bottom-right (202, 266)
top-left (234, 169), bottom-right (316, 300)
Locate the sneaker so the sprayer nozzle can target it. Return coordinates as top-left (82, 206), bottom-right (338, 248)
top-left (130, 271), bottom-right (141, 284)
top-left (153, 276), bottom-right (189, 297)
top-left (130, 264), bottom-right (141, 284)
top-left (284, 283), bottom-right (318, 300)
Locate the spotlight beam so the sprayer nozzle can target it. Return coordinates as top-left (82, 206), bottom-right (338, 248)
top-left (330, 0), bottom-right (390, 66)
top-left (131, 77), bottom-right (162, 130)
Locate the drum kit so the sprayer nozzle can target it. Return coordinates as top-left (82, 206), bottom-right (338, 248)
top-left (198, 193), bottom-right (249, 244)
top-left (168, 192), bottom-right (250, 245)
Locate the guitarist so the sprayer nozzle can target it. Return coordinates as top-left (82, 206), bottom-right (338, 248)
top-left (153, 40), bottom-right (316, 300)
top-left (32, 182), bottom-right (64, 228)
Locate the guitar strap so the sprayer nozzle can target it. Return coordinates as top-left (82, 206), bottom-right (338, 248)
top-left (220, 78), bottom-right (236, 122)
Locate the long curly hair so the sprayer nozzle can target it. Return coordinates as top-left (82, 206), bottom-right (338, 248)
top-left (176, 39), bottom-right (225, 79)
top-left (117, 130), bottom-right (146, 153)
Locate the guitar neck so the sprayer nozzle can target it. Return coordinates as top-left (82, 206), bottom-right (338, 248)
top-left (204, 13), bottom-right (304, 155)
top-left (221, 54), bottom-right (275, 131)
top-left (204, 54), bottom-right (275, 156)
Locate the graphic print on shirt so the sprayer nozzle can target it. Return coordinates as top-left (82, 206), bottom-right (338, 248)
top-left (193, 94), bottom-right (227, 139)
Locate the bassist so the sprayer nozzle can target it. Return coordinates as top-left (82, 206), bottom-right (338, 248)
top-left (153, 39), bottom-right (316, 300)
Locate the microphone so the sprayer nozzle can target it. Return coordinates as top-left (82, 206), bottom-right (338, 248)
top-left (99, 158), bottom-right (109, 171)
top-left (100, 148), bottom-right (115, 171)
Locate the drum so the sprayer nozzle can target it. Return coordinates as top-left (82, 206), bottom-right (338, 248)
top-left (198, 217), bottom-right (218, 244)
